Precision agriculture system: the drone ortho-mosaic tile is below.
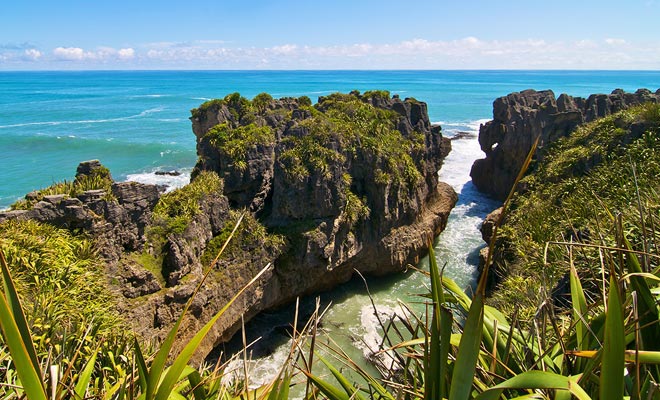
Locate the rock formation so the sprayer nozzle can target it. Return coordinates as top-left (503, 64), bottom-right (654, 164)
top-left (190, 91), bottom-right (457, 307)
top-left (471, 88), bottom-right (660, 200)
top-left (0, 91), bottom-right (457, 362)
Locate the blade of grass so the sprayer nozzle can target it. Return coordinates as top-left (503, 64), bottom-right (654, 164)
top-left (317, 355), bottom-right (366, 400)
top-left (599, 275), bottom-right (624, 400)
top-left (426, 245), bottom-right (452, 400)
top-left (301, 370), bottom-right (350, 400)
top-left (74, 349), bottom-right (98, 400)
top-left (448, 292), bottom-right (484, 400)
top-left (475, 371), bottom-right (591, 400)
top-left (134, 338), bottom-right (148, 393)
top-left (0, 250), bottom-right (43, 386)
top-left (187, 370), bottom-right (206, 400)
top-left (569, 248), bottom-right (588, 352)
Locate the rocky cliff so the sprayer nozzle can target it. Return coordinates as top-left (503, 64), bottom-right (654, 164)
top-left (470, 88), bottom-right (660, 200)
top-left (190, 91), bottom-right (456, 303)
top-left (0, 90), bottom-right (456, 362)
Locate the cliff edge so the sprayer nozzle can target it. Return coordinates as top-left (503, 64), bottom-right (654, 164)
top-left (0, 91), bottom-right (457, 362)
top-left (470, 88), bottom-right (660, 200)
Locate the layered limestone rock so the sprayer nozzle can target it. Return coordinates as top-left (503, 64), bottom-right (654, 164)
top-left (191, 91), bottom-right (456, 305)
top-left (471, 88), bottom-right (660, 200)
top-left (0, 91), bottom-right (457, 362)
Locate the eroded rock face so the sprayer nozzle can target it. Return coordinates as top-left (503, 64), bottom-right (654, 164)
top-left (3, 91), bottom-right (457, 362)
top-left (470, 88), bottom-right (660, 200)
top-left (191, 92), bottom-right (456, 306)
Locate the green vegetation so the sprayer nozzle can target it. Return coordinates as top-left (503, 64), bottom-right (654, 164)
top-left (201, 210), bottom-right (284, 267)
top-left (191, 92), bottom-right (254, 121)
top-left (0, 220), bottom-right (129, 398)
top-left (362, 89), bottom-right (391, 101)
top-left (342, 174), bottom-right (370, 226)
top-left (150, 170), bottom-right (223, 238)
top-left (195, 91), bottom-right (426, 190)
top-left (0, 220), bottom-right (120, 337)
top-left (491, 103), bottom-right (660, 319)
top-left (277, 91), bottom-right (425, 188)
top-left (207, 123), bottom-right (275, 171)
top-left (11, 165), bottom-right (114, 210)
top-left (252, 92), bottom-right (274, 111)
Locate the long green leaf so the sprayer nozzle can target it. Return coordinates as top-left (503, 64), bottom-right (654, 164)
top-left (267, 371), bottom-right (292, 400)
top-left (0, 251), bottom-right (47, 400)
top-left (0, 286), bottom-right (47, 400)
top-left (134, 339), bottom-right (148, 393)
top-left (475, 371), bottom-right (591, 400)
top-left (318, 355), bottom-right (365, 400)
top-left (448, 293), bottom-right (484, 400)
top-left (600, 275), bottom-right (624, 400)
top-left (74, 350), bottom-right (98, 399)
top-left (570, 252), bottom-right (589, 351)
top-left (0, 250), bottom-right (43, 386)
top-left (154, 263), bottom-right (271, 400)
top-left (426, 244), bottom-right (447, 400)
top-left (302, 371), bottom-right (350, 400)
top-left (187, 369), bottom-right (206, 400)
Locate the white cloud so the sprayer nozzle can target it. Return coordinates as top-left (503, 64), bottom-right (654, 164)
top-left (128, 37), bottom-right (660, 69)
top-left (605, 38), bottom-right (626, 46)
top-left (52, 46), bottom-right (136, 62)
top-left (53, 47), bottom-right (86, 60)
top-left (118, 48), bottom-right (135, 59)
top-left (22, 49), bottom-right (42, 61)
top-left (4, 36), bottom-right (658, 70)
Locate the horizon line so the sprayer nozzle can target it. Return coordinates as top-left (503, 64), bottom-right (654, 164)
top-left (2, 68), bottom-right (660, 73)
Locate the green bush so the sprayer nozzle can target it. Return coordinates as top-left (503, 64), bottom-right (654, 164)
top-left (150, 171), bottom-right (223, 238)
top-left (11, 167), bottom-right (114, 210)
top-left (206, 123), bottom-right (275, 171)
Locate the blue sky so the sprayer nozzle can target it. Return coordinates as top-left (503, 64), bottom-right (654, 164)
top-left (1, 0), bottom-right (659, 70)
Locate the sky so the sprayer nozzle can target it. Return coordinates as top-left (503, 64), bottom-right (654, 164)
top-left (1, 0), bottom-right (659, 70)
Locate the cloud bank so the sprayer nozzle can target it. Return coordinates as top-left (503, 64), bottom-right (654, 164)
top-left (0, 37), bottom-right (658, 70)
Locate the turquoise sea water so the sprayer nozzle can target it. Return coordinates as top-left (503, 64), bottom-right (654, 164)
top-left (1, 70), bottom-right (659, 208)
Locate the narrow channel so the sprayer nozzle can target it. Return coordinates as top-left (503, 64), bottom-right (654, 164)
top-left (216, 120), bottom-right (501, 389)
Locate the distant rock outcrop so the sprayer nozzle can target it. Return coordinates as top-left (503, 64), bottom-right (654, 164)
top-left (470, 88), bottom-right (660, 200)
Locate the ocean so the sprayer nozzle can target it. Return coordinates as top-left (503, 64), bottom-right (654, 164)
top-left (2, 70), bottom-right (659, 209)
top-left (2, 70), bottom-right (659, 388)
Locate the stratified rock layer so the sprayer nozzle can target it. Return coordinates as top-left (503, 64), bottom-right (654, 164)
top-left (191, 92), bottom-right (456, 302)
top-left (0, 91), bottom-right (457, 362)
top-left (471, 88), bottom-right (660, 200)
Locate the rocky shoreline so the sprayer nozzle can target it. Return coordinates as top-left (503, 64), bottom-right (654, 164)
top-left (0, 91), bottom-right (457, 361)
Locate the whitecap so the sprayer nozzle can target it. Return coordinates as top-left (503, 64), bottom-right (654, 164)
top-left (125, 168), bottom-right (192, 192)
top-left (0, 108), bottom-right (165, 129)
